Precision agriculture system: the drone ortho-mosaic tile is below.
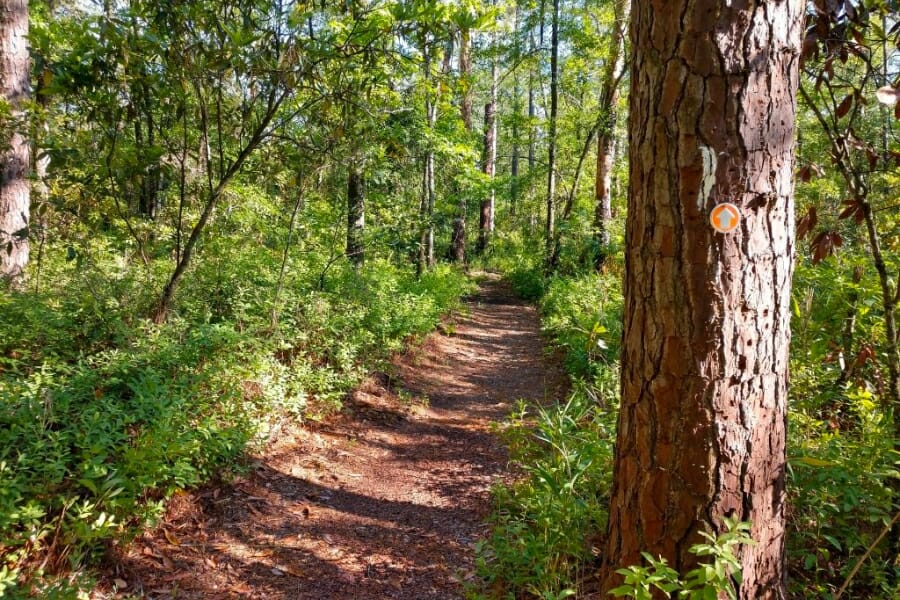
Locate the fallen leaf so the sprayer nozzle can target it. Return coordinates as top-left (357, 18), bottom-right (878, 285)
top-left (163, 529), bottom-right (181, 546)
top-left (278, 565), bottom-right (304, 577)
top-left (113, 578), bottom-right (128, 589)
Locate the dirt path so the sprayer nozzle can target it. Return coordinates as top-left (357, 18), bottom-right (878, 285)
top-left (102, 276), bottom-right (565, 599)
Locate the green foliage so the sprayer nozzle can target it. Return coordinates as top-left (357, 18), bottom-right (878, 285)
top-left (787, 259), bottom-right (899, 598)
top-left (539, 273), bottom-right (622, 380)
top-left (0, 183), bottom-right (472, 594)
top-left (479, 231), bottom-right (547, 300)
top-left (472, 384), bottom-right (615, 599)
top-left (610, 518), bottom-right (754, 600)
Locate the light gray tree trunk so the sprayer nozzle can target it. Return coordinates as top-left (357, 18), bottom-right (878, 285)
top-left (0, 0), bottom-right (30, 284)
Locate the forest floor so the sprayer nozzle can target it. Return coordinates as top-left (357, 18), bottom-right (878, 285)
top-left (97, 274), bottom-right (567, 599)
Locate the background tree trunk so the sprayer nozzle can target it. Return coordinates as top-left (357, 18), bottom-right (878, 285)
top-left (419, 35), bottom-right (436, 273)
top-left (477, 20), bottom-right (498, 255)
top-left (477, 99), bottom-right (496, 254)
top-left (543, 0), bottom-right (558, 263)
top-left (598, 2), bottom-right (804, 598)
top-left (510, 2), bottom-right (521, 217)
top-left (451, 26), bottom-right (471, 264)
top-left (592, 0), bottom-right (628, 270)
top-left (0, 0), bottom-right (30, 284)
top-left (346, 168), bottom-right (364, 267)
top-left (527, 27), bottom-right (536, 175)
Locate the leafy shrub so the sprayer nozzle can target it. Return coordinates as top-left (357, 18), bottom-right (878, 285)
top-left (539, 273), bottom-right (622, 380)
top-left (610, 518), bottom-right (754, 600)
top-left (472, 384), bottom-right (615, 599)
top-left (1, 209), bottom-right (472, 595)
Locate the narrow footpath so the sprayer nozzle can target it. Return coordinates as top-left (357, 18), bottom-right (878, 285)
top-left (102, 275), bottom-right (566, 599)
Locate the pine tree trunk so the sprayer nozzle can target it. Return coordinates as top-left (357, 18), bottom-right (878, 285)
top-left (451, 26), bottom-right (471, 264)
top-left (598, 2), bottom-right (804, 598)
top-left (477, 100), bottom-right (496, 254)
top-left (346, 168), bottom-right (364, 267)
top-left (527, 28), bottom-right (536, 174)
top-left (0, 0), bottom-right (30, 284)
top-left (510, 2), bottom-right (521, 217)
top-left (592, 0), bottom-right (628, 270)
top-left (477, 22), bottom-right (498, 255)
top-left (544, 0), bottom-right (559, 262)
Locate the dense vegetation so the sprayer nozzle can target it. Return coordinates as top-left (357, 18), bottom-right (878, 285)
top-left (0, 0), bottom-right (897, 598)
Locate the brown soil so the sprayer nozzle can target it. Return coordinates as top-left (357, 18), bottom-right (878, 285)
top-left (98, 275), bottom-right (566, 599)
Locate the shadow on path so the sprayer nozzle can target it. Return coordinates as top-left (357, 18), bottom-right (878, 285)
top-left (102, 275), bottom-right (566, 599)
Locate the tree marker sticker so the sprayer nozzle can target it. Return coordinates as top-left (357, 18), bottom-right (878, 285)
top-left (710, 203), bottom-right (740, 233)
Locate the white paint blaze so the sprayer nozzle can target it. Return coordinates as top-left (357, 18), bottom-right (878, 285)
top-left (699, 144), bottom-right (717, 211)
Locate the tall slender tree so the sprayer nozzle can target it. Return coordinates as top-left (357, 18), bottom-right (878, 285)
top-left (419, 29), bottom-right (437, 273)
top-left (477, 5), bottom-right (498, 254)
top-left (509, 0), bottom-right (521, 217)
top-left (592, 0), bottom-right (628, 269)
top-left (346, 167), bottom-right (365, 266)
top-left (0, 0), bottom-right (30, 284)
top-left (543, 0), bottom-right (558, 262)
top-left (451, 20), bottom-right (472, 263)
top-left (598, 2), bottom-right (805, 597)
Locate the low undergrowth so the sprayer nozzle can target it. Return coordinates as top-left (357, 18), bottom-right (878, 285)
top-left (471, 270), bottom-right (621, 600)
top-left (474, 386), bottom-right (615, 600)
top-left (475, 253), bottom-right (897, 599)
top-left (0, 248), bottom-right (472, 596)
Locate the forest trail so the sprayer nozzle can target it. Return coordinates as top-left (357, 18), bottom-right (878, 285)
top-left (102, 275), bottom-right (567, 599)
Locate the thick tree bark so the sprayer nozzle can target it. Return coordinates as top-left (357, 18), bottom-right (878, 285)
top-left (592, 0), bottom-right (628, 270)
top-left (598, 2), bottom-right (804, 598)
top-left (346, 168), bottom-right (364, 267)
top-left (0, 0), bottom-right (30, 284)
top-left (543, 0), bottom-right (559, 262)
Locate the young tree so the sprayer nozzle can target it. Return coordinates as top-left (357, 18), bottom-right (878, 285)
top-left (0, 0), bottom-right (30, 283)
top-left (598, 2), bottom-right (805, 598)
